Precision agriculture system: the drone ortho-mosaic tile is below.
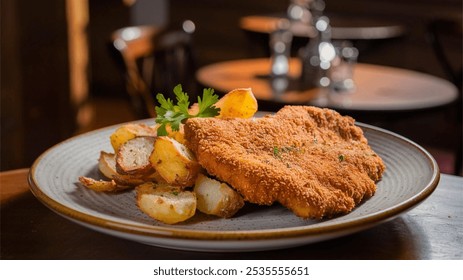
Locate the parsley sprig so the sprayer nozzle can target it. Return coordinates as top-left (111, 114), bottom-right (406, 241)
top-left (155, 84), bottom-right (220, 136)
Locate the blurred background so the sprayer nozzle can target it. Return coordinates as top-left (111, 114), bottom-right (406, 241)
top-left (1, 0), bottom-right (462, 174)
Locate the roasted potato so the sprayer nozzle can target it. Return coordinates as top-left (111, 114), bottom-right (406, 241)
top-left (78, 176), bottom-right (131, 192)
top-left (152, 123), bottom-right (186, 145)
top-left (150, 136), bottom-right (200, 187)
top-left (78, 86), bottom-right (261, 222)
top-left (116, 136), bottom-right (156, 175)
top-left (194, 174), bottom-right (244, 218)
top-left (110, 123), bottom-right (157, 152)
top-left (215, 88), bottom-right (258, 118)
top-left (99, 151), bottom-right (164, 186)
top-left (136, 182), bottom-right (196, 224)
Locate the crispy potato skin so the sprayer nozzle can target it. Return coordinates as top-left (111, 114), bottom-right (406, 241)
top-left (110, 123), bottom-right (157, 152)
top-left (78, 176), bottom-right (131, 192)
top-left (136, 182), bottom-right (196, 224)
top-left (194, 174), bottom-right (244, 218)
top-left (116, 136), bottom-right (156, 175)
top-left (150, 136), bottom-right (200, 187)
top-left (215, 88), bottom-right (258, 119)
top-left (98, 151), bottom-right (164, 186)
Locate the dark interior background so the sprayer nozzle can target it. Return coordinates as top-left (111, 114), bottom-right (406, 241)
top-left (1, 0), bottom-right (462, 173)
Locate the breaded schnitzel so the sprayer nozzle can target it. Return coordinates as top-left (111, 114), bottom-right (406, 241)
top-left (184, 106), bottom-right (385, 219)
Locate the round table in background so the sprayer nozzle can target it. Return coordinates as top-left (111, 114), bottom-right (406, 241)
top-left (196, 58), bottom-right (458, 112)
top-left (240, 14), bottom-right (406, 41)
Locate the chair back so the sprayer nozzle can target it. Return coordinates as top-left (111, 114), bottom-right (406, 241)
top-left (110, 20), bottom-right (196, 118)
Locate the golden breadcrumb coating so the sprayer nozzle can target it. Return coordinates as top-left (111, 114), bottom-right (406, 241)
top-left (184, 106), bottom-right (385, 219)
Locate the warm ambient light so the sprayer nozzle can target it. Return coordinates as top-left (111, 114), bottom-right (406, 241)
top-left (319, 42), bottom-right (336, 64)
top-left (121, 27), bottom-right (141, 41)
top-left (66, 0), bottom-right (90, 130)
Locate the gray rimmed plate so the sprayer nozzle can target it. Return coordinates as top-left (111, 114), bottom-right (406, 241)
top-left (29, 120), bottom-right (439, 252)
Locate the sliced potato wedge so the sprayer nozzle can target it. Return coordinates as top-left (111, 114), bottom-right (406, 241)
top-left (215, 88), bottom-right (258, 118)
top-left (78, 176), bottom-right (131, 192)
top-left (99, 151), bottom-right (163, 185)
top-left (150, 136), bottom-right (200, 187)
top-left (194, 174), bottom-right (244, 218)
top-left (136, 182), bottom-right (196, 224)
top-left (110, 123), bottom-right (157, 152)
top-left (116, 136), bottom-right (156, 175)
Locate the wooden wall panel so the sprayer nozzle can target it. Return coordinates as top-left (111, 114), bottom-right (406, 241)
top-left (1, 0), bottom-right (73, 170)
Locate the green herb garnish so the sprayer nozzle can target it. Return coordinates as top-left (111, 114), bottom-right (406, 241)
top-left (338, 154), bottom-right (345, 162)
top-left (155, 84), bottom-right (220, 136)
top-left (273, 146), bottom-right (281, 158)
top-left (273, 145), bottom-right (301, 158)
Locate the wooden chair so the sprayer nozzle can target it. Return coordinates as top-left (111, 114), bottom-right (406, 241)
top-left (109, 20), bottom-right (197, 118)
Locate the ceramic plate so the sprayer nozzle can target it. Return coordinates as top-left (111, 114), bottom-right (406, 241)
top-left (29, 120), bottom-right (439, 252)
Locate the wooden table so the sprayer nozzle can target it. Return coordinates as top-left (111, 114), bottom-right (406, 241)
top-left (240, 14), bottom-right (406, 41)
top-left (1, 168), bottom-right (462, 259)
top-left (196, 58), bottom-right (458, 112)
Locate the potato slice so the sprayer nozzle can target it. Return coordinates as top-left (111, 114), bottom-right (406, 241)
top-left (99, 151), bottom-right (163, 185)
top-left (215, 88), bottom-right (258, 118)
top-left (136, 182), bottom-right (196, 224)
top-left (150, 136), bottom-right (200, 187)
top-left (78, 176), bottom-right (131, 192)
top-left (167, 124), bottom-right (186, 145)
top-left (110, 123), bottom-right (157, 152)
top-left (116, 136), bottom-right (156, 175)
top-left (194, 174), bottom-right (244, 218)
top-left (152, 123), bottom-right (186, 145)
